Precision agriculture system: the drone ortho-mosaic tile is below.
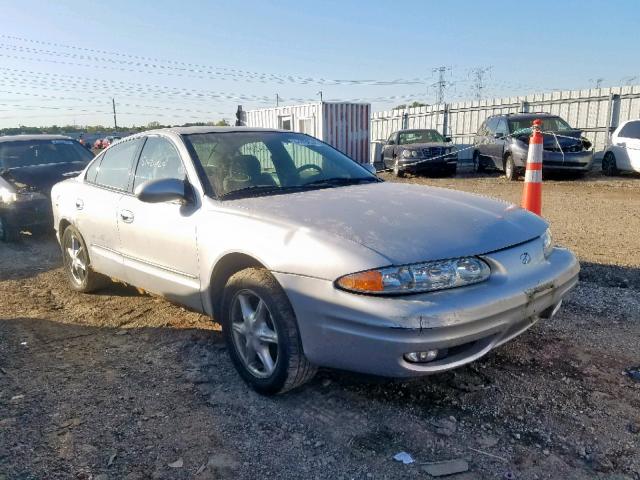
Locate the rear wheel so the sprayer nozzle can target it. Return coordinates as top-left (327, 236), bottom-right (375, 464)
top-left (222, 268), bottom-right (316, 394)
top-left (61, 225), bottom-right (109, 292)
top-left (444, 164), bottom-right (457, 177)
top-left (0, 216), bottom-right (20, 242)
top-left (504, 154), bottom-right (518, 181)
top-left (602, 152), bottom-right (618, 176)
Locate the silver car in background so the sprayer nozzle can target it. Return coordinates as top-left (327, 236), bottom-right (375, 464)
top-left (51, 127), bottom-right (579, 394)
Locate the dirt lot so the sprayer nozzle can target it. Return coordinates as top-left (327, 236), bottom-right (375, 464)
top-left (1, 169), bottom-right (639, 480)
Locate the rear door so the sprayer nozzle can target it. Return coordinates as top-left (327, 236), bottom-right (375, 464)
top-left (116, 135), bottom-right (202, 310)
top-left (617, 121), bottom-right (640, 171)
top-left (75, 138), bottom-right (143, 280)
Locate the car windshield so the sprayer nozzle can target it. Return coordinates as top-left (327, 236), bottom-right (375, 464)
top-left (0, 139), bottom-right (94, 169)
top-left (509, 116), bottom-right (573, 134)
top-left (398, 130), bottom-right (445, 144)
top-left (183, 131), bottom-right (378, 199)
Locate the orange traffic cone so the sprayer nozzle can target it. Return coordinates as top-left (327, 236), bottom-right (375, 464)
top-left (521, 119), bottom-right (543, 215)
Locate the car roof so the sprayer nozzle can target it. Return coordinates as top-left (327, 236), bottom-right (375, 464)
top-left (489, 113), bottom-right (558, 120)
top-left (0, 134), bottom-right (76, 143)
top-left (142, 126), bottom-right (292, 136)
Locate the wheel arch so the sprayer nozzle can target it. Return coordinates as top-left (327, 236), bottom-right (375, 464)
top-left (207, 252), bottom-right (268, 321)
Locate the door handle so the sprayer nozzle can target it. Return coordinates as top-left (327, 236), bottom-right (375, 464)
top-left (119, 210), bottom-right (134, 223)
top-left (75, 198), bottom-right (84, 210)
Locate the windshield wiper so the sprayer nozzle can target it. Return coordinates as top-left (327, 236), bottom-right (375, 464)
top-left (302, 177), bottom-right (379, 187)
top-left (219, 184), bottom-right (307, 199)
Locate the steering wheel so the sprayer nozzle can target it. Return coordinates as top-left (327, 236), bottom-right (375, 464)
top-left (297, 164), bottom-right (322, 175)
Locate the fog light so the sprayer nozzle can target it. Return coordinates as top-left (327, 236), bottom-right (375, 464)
top-left (404, 350), bottom-right (439, 363)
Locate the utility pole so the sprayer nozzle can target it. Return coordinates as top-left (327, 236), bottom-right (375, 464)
top-left (470, 66), bottom-right (492, 100)
top-left (318, 90), bottom-right (323, 102)
top-left (276, 94), bottom-right (280, 107)
top-left (589, 77), bottom-right (604, 89)
top-left (432, 66), bottom-right (452, 105)
top-left (112, 98), bottom-right (118, 131)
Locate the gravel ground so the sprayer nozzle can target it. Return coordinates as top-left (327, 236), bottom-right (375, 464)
top-left (1, 169), bottom-right (639, 480)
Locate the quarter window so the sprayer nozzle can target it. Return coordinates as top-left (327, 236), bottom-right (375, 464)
top-left (133, 136), bottom-right (186, 190)
top-left (619, 121), bottom-right (640, 139)
top-left (94, 139), bottom-right (142, 191)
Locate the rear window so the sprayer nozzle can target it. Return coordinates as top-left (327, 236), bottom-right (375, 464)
top-left (0, 139), bottom-right (94, 169)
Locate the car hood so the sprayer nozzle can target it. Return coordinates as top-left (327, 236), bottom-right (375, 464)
top-left (515, 129), bottom-right (584, 148)
top-left (0, 161), bottom-right (87, 195)
top-left (224, 182), bottom-right (547, 265)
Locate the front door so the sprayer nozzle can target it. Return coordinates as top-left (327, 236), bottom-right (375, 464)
top-left (75, 138), bottom-right (143, 280)
top-left (116, 135), bottom-right (202, 310)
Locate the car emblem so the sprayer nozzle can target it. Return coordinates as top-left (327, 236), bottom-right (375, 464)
top-left (520, 252), bottom-right (531, 264)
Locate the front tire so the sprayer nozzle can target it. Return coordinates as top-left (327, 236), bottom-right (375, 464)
top-left (472, 151), bottom-right (485, 173)
top-left (504, 154), bottom-right (518, 181)
top-left (0, 216), bottom-right (20, 242)
top-left (222, 268), bottom-right (316, 395)
top-left (602, 152), bottom-right (618, 176)
top-left (61, 225), bottom-right (109, 292)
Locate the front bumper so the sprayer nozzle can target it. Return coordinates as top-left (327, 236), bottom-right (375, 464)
top-left (274, 241), bottom-right (579, 377)
top-left (0, 197), bottom-right (52, 231)
top-left (397, 156), bottom-right (457, 172)
top-left (514, 149), bottom-right (593, 171)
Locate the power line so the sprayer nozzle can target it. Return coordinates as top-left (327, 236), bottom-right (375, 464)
top-left (432, 66), bottom-right (452, 105)
top-left (470, 66), bottom-right (492, 100)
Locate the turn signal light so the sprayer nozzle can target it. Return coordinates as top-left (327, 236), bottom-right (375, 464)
top-left (336, 270), bottom-right (384, 292)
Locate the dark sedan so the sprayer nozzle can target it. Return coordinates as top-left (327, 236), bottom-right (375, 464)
top-left (382, 129), bottom-right (458, 177)
top-left (473, 113), bottom-right (593, 180)
top-left (0, 135), bottom-right (94, 241)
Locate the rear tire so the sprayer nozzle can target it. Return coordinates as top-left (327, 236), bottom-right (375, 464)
top-left (222, 268), bottom-right (316, 395)
top-left (61, 225), bottom-right (109, 292)
top-left (602, 152), bottom-right (618, 176)
top-left (504, 154), bottom-right (518, 181)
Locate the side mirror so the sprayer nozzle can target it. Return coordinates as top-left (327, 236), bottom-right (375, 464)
top-left (135, 178), bottom-right (189, 204)
top-left (494, 132), bottom-right (504, 139)
top-left (444, 136), bottom-right (452, 143)
top-left (362, 163), bottom-right (377, 175)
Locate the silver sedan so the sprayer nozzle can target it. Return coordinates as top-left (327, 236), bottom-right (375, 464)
top-left (51, 127), bottom-right (579, 394)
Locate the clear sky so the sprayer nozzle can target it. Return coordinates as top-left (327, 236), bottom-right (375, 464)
top-left (0, 0), bottom-right (638, 128)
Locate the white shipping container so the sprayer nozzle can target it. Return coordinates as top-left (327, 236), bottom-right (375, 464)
top-left (246, 102), bottom-right (371, 164)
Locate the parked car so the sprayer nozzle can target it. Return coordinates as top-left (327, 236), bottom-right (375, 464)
top-left (602, 119), bottom-right (640, 175)
top-left (0, 135), bottom-right (94, 241)
top-left (381, 129), bottom-right (458, 177)
top-left (51, 127), bottom-right (579, 394)
top-left (473, 113), bottom-right (593, 180)
top-left (102, 136), bottom-right (121, 148)
top-left (93, 138), bottom-right (105, 150)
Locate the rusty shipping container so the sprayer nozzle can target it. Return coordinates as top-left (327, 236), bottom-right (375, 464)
top-left (246, 102), bottom-right (371, 164)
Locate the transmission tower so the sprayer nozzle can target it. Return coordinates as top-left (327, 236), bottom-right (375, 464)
top-left (432, 66), bottom-right (452, 105)
top-left (470, 66), bottom-right (492, 100)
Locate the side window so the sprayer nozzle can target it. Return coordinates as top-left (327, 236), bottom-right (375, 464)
top-left (94, 139), bottom-right (141, 191)
top-left (496, 119), bottom-right (508, 136)
top-left (619, 121), bottom-right (640, 139)
top-left (133, 137), bottom-right (186, 190)
top-left (486, 118), bottom-right (499, 134)
top-left (85, 154), bottom-right (103, 183)
top-left (387, 133), bottom-right (396, 145)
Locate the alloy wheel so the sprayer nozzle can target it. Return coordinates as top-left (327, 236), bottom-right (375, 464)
top-left (65, 232), bottom-right (88, 285)
top-left (230, 289), bottom-right (279, 378)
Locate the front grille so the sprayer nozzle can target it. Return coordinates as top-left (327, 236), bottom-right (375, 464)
top-left (544, 161), bottom-right (587, 167)
top-left (544, 144), bottom-right (583, 153)
top-left (422, 147), bottom-right (445, 158)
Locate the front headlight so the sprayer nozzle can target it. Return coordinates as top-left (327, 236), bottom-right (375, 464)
top-left (541, 229), bottom-right (553, 258)
top-left (336, 257), bottom-right (491, 295)
top-left (402, 149), bottom-right (418, 158)
top-left (0, 187), bottom-right (17, 204)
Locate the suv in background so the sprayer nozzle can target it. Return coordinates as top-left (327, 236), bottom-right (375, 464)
top-left (382, 129), bottom-right (458, 177)
top-left (473, 113), bottom-right (593, 180)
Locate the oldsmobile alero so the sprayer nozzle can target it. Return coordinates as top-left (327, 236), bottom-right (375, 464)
top-left (51, 127), bottom-right (579, 394)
